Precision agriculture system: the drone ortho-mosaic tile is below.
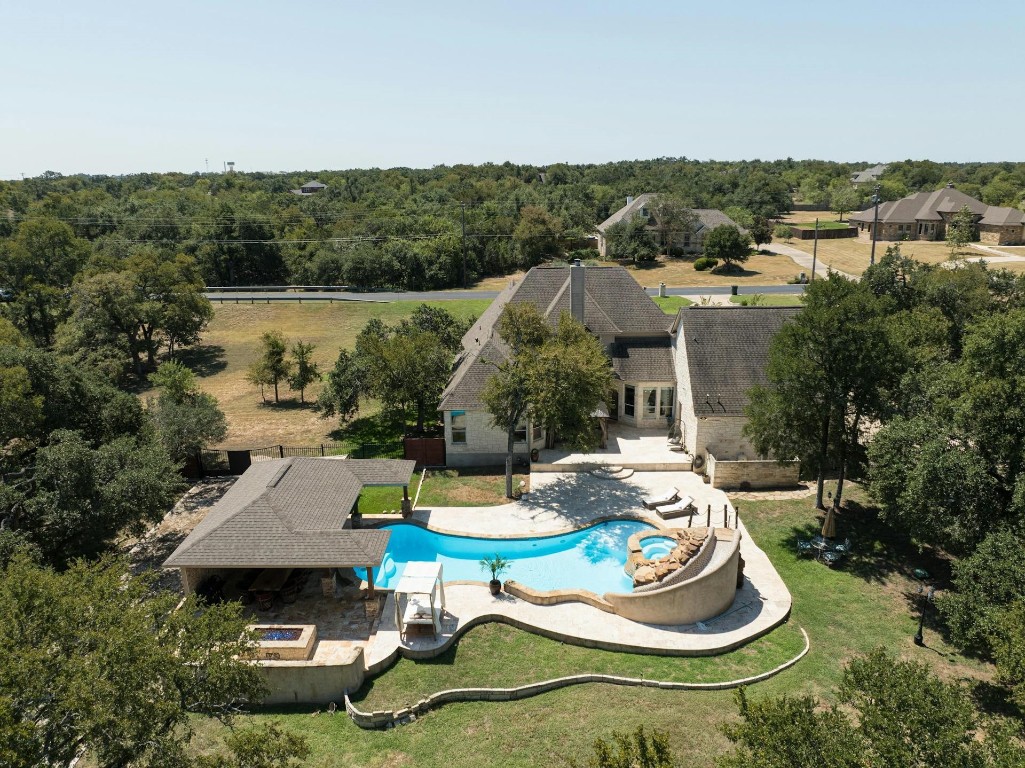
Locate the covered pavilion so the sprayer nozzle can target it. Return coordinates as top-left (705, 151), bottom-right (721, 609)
top-left (164, 457), bottom-right (416, 597)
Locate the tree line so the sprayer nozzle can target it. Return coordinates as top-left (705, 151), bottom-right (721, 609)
top-left (745, 249), bottom-right (1025, 711)
top-left (4, 159), bottom-right (1023, 294)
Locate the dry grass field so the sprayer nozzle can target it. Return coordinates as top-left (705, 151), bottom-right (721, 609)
top-left (169, 300), bottom-right (490, 448)
top-left (600, 254), bottom-right (803, 288)
top-left (777, 236), bottom-right (973, 276)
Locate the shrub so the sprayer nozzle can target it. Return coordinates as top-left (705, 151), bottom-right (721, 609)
top-left (668, 245), bottom-right (687, 258)
top-left (694, 257), bottom-right (718, 271)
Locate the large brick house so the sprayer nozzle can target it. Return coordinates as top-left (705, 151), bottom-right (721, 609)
top-left (439, 263), bottom-right (799, 486)
top-left (850, 184), bottom-right (1025, 245)
top-left (595, 194), bottom-right (745, 258)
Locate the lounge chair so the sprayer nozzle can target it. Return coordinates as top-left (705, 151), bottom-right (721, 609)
top-left (642, 487), bottom-right (680, 510)
top-left (796, 539), bottom-right (814, 557)
top-left (656, 495), bottom-right (696, 520)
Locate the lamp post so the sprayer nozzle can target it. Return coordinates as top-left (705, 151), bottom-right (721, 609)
top-left (870, 184), bottom-right (881, 266)
top-left (914, 584), bottom-right (936, 646)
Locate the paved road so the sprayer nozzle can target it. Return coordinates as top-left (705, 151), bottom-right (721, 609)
top-left (205, 283), bottom-right (806, 303)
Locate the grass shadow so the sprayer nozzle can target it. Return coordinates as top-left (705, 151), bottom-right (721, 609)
top-left (176, 344), bottom-right (227, 377)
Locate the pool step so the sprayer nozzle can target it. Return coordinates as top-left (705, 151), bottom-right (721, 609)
top-left (590, 466), bottom-right (634, 480)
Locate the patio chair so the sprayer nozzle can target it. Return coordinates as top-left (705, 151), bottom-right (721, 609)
top-left (833, 537), bottom-right (852, 555)
top-left (822, 550), bottom-right (845, 567)
top-left (796, 539), bottom-right (814, 557)
top-left (254, 591), bottom-right (274, 611)
top-left (656, 495), bottom-right (696, 520)
top-left (642, 487), bottom-right (680, 510)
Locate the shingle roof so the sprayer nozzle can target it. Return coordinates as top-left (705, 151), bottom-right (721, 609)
top-left (301, 180), bottom-right (327, 188)
top-left (596, 194), bottom-right (745, 234)
top-left (850, 186), bottom-right (989, 224)
top-left (851, 164), bottom-right (888, 184)
top-left (610, 337), bottom-right (676, 382)
top-left (440, 265), bottom-right (672, 412)
top-left (676, 307), bottom-right (801, 416)
top-left (980, 206), bottom-right (1025, 226)
top-left (163, 458), bottom-right (415, 569)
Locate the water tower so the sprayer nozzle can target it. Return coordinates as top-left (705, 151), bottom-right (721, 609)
top-left (226, 161), bottom-right (235, 173)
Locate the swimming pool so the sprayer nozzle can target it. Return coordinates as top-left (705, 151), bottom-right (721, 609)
top-left (354, 520), bottom-right (656, 594)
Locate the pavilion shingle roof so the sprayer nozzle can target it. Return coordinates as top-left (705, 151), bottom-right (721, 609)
top-left (675, 307), bottom-right (801, 416)
top-left (163, 458), bottom-right (415, 569)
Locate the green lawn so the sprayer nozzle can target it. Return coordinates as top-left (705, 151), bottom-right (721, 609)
top-left (358, 468), bottom-right (527, 514)
top-left (188, 484), bottom-right (992, 768)
top-left (415, 467), bottom-right (528, 507)
top-left (652, 295), bottom-right (694, 313)
top-left (789, 220), bottom-right (853, 230)
top-left (729, 294), bottom-right (804, 307)
top-left (353, 621), bottom-right (807, 711)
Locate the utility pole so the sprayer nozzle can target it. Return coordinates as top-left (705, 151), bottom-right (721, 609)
top-left (460, 202), bottom-right (468, 289)
top-left (870, 183), bottom-right (881, 266)
top-left (811, 217), bottom-right (818, 281)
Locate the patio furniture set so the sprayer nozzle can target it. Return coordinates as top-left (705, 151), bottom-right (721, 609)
top-left (797, 535), bottom-right (851, 566)
top-left (234, 568), bottom-right (312, 611)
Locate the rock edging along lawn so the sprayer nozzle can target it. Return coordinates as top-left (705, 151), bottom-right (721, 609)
top-left (344, 626), bottom-right (809, 729)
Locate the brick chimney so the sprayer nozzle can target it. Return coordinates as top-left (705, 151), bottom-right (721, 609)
top-left (570, 259), bottom-right (585, 324)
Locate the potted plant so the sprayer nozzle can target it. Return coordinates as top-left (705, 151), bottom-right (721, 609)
top-left (479, 553), bottom-right (511, 596)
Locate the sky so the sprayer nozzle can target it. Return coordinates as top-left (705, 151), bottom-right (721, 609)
top-left (2, 0), bottom-right (1023, 178)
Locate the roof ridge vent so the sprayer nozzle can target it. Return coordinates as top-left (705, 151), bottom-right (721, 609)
top-left (267, 459), bottom-right (295, 488)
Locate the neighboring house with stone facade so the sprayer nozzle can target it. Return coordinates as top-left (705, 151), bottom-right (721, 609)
top-left (850, 184), bottom-right (1025, 245)
top-left (671, 306), bottom-right (801, 487)
top-left (595, 194), bottom-right (745, 258)
top-left (439, 263), bottom-right (675, 466)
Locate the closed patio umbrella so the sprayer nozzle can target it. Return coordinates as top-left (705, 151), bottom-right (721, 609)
top-left (821, 506), bottom-right (837, 539)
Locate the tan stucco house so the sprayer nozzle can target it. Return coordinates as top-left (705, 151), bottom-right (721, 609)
top-left (595, 194), bottom-right (745, 258)
top-left (850, 184), bottom-right (1025, 245)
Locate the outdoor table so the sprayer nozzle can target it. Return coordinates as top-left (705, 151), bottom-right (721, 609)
top-left (811, 537), bottom-right (831, 560)
top-left (248, 568), bottom-right (294, 593)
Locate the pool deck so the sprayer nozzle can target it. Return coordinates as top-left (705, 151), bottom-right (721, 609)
top-left (362, 471), bottom-right (792, 671)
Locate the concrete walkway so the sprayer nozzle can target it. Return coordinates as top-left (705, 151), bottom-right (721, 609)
top-left (363, 471), bottom-right (792, 670)
top-left (761, 242), bottom-right (859, 281)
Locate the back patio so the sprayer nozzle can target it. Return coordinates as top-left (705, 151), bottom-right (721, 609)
top-left (532, 423), bottom-right (692, 472)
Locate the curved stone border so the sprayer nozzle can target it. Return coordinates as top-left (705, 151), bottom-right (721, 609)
top-left (347, 626), bottom-right (809, 729)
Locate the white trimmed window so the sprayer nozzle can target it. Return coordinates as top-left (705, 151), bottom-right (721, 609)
top-left (451, 411), bottom-right (467, 444)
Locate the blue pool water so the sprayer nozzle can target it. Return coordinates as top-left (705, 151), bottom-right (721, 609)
top-left (355, 520), bottom-right (655, 594)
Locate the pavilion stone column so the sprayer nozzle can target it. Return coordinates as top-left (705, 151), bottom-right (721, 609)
top-left (366, 566), bottom-right (375, 598)
top-left (401, 485), bottom-right (412, 518)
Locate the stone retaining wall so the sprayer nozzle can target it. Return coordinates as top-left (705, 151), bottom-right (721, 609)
top-left (707, 454), bottom-right (800, 490)
top-left (260, 646), bottom-right (366, 706)
top-left (344, 627), bottom-right (809, 729)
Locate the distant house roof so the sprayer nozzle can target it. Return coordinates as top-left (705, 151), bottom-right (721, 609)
top-left (596, 194), bottom-right (745, 235)
top-left (163, 458), bottom-right (415, 569)
top-left (440, 265), bottom-right (671, 411)
top-left (850, 185), bottom-right (990, 225)
top-left (610, 337), bottom-right (676, 382)
top-left (850, 164), bottom-right (888, 184)
top-left (674, 307), bottom-right (801, 416)
top-left (301, 180), bottom-right (327, 189)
